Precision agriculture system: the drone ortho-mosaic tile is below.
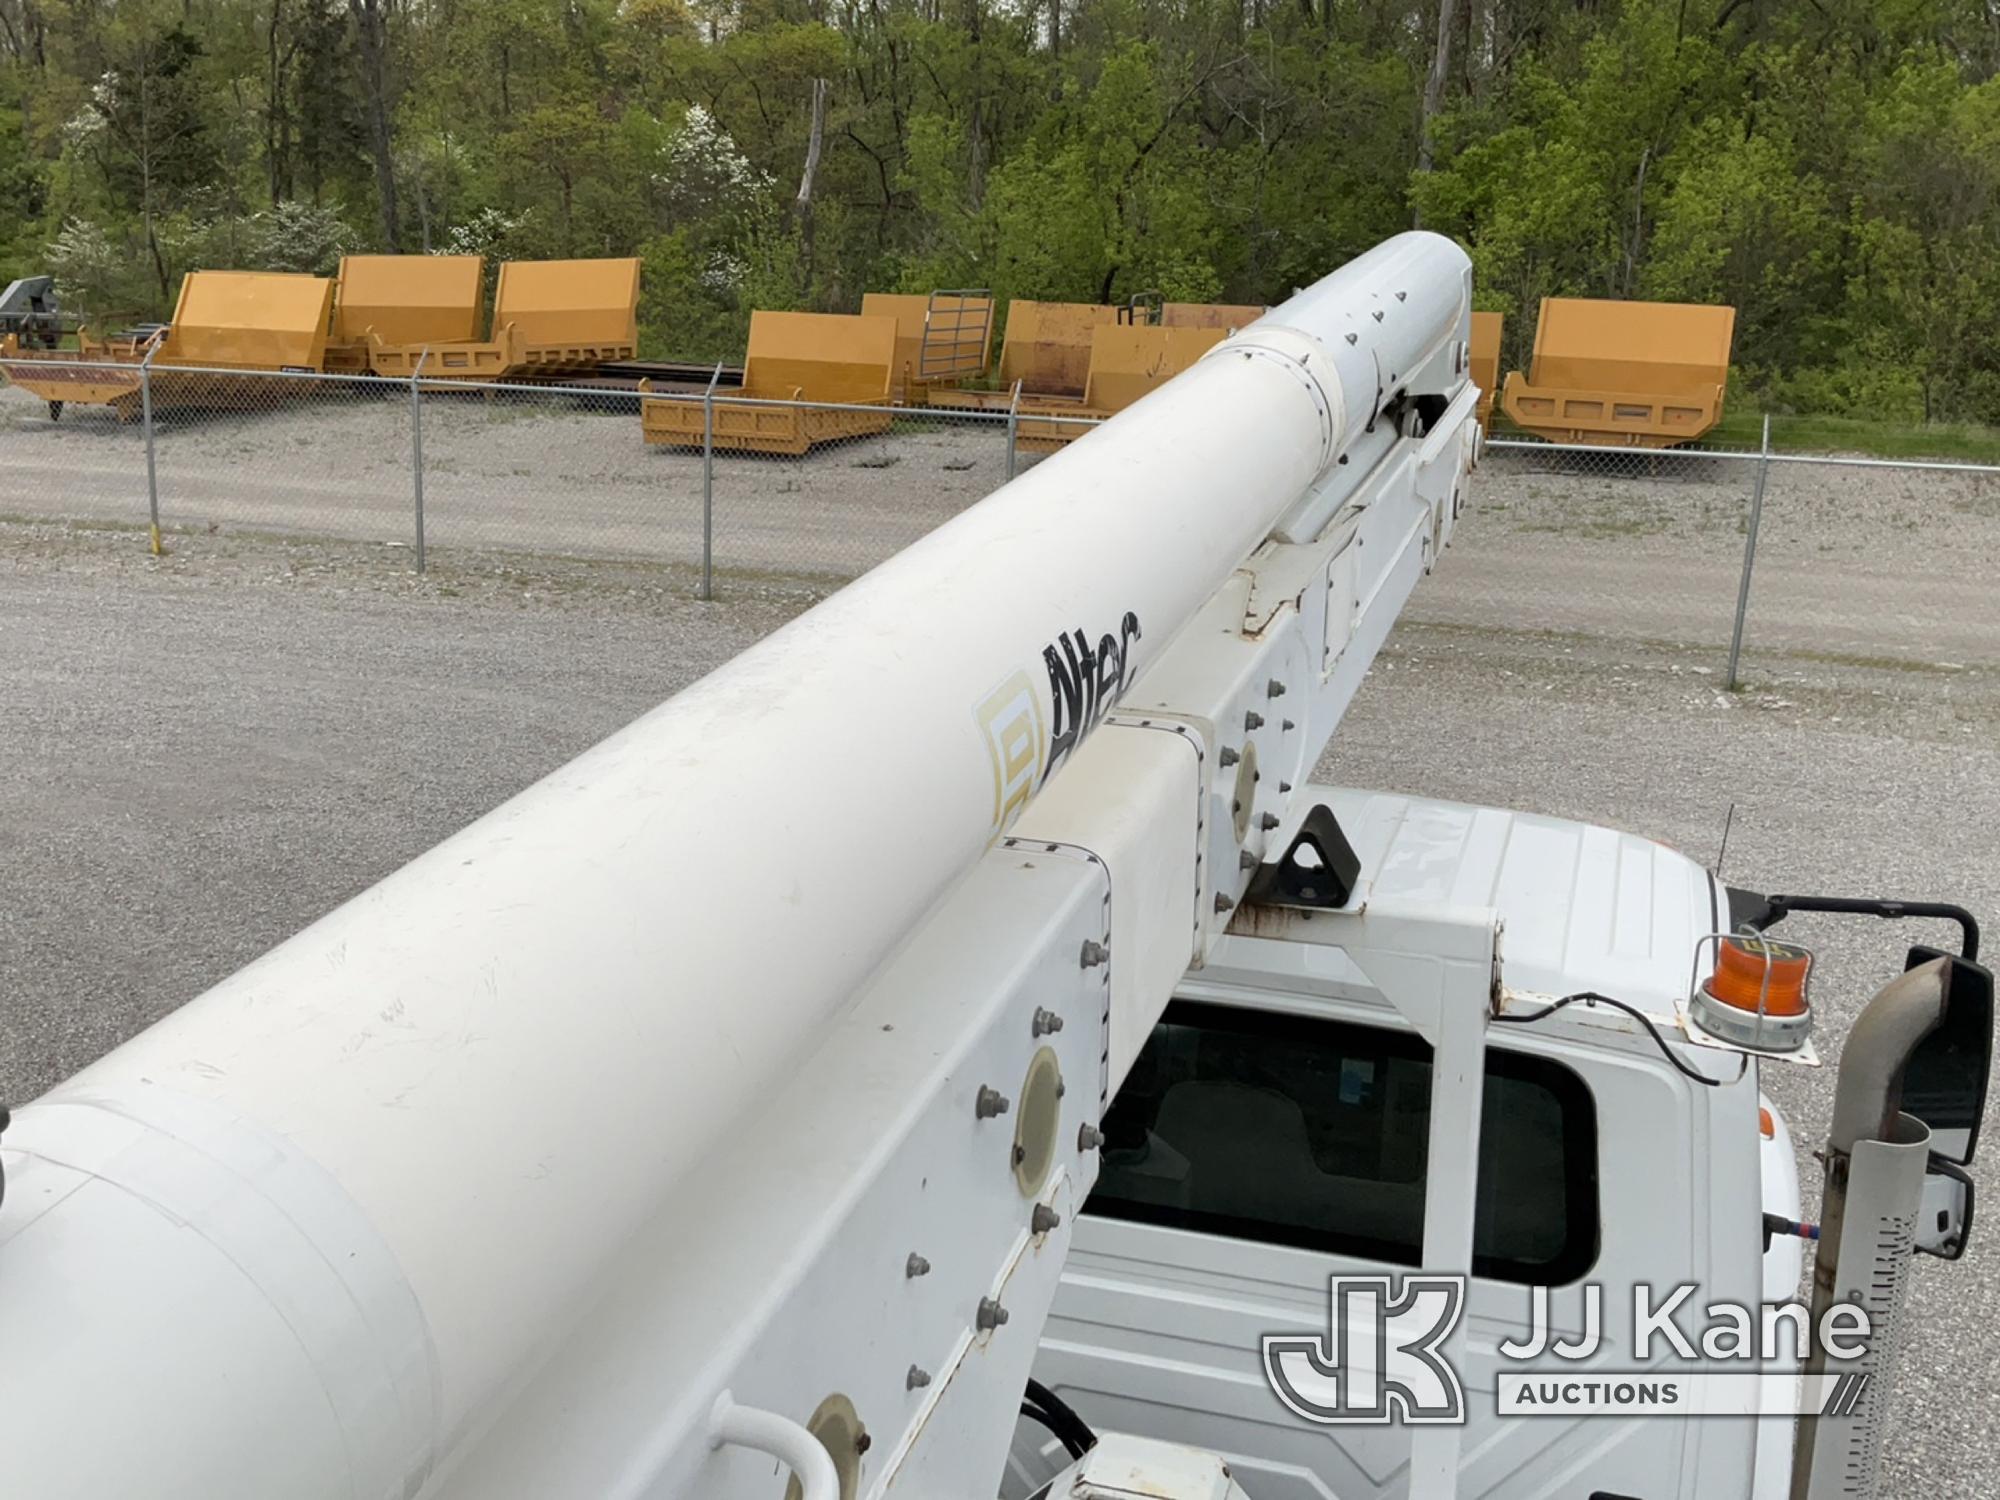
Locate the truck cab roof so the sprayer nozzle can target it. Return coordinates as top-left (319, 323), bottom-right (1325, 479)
top-left (1316, 785), bottom-right (1724, 1017)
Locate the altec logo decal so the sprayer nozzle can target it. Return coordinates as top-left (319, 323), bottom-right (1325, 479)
top-left (975, 669), bottom-right (1046, 834)
top-left (1262, 1276), bottom-right (1877, 1423)
top-left (1040, 612), bottom-right (1142, 787)
top-left (976, 612), bottom-right (1143, 837)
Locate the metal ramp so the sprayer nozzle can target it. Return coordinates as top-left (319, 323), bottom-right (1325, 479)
top-left (858, 290), bottom-right (993, 404)
top-left (917, 289), bottom-right (993, 384)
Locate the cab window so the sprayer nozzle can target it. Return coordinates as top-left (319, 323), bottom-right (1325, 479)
top-left (1083, 1001), bottom-right (1599, 1284)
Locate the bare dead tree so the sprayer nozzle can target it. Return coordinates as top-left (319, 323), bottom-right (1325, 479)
top-left (1415, 0), bottom-right (1460, 206)
top-left (795, 76), bottom-right (829, 287)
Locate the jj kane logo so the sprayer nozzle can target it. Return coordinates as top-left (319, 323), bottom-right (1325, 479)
top-left (1262, 1276), bottom-right (1878, 1424)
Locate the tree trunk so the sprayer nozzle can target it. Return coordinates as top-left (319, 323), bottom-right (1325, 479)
top-left (266, 0), bottom-right (291, 206)
top-left (1621, 146), bottom-right (1650, 297)
top-left (348, 0), bottom-right (401, 249)
top-left (1415, 0), bottom-right (1459, 193)
top-left (794, 77), bottom-right (828, 289)
top-left (138, 70), bottom-right (169, 301)
top-left (965, 0), bottom-right (985, 205)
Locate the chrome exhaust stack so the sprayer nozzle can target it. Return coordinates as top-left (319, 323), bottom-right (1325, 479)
top-left (1793, 959), bottom-right (1948, 1499)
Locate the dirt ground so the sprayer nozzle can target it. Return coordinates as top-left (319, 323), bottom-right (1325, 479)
top-left (3, 414), bottom-right (2000, 1493)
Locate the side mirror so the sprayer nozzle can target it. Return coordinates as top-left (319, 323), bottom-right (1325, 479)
top-left (1902, 947), bottom-right (1991, 1260)
top-left (1901, 946), bottom-right (1994, 1164)
top-left (1915, 1157), bottom-right (1974, 1260)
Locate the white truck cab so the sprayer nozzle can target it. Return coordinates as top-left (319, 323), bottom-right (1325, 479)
top-left (1018, 787), bottom-right (1817, 1499)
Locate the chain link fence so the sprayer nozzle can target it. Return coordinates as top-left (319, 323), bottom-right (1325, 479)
top-left (0, 364), bottom-right (1092, 597)
top-left (1458, 429), bottom-right (2000, 688)
top-left (4, 362), bottom-right (1997, 685)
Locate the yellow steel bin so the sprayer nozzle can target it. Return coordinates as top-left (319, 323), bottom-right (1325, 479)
top-left (1500, 297), bottom-right (1735, 448)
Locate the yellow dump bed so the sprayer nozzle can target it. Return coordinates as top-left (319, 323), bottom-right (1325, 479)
top-left (1081, 324), bottom-right (1228, 411)
top-left (4, 285), bottom-right (325, 418)
top-left (332, 255), bottom-right (484, 348)
top-left (642, 310), bottom-right (898, 456)
top-left (493, 258), bottom-right (640, 348)
top-left (363, 256), bottom-right (643, 379)
top-left (0, 334), bottom-right (156, 417)
top-left (1500, 297), bottom-right (1735, 448)
top-left (997, 301), bottom-right (1119, 397)
top-left (1469, 310), bottom-right (1502, 426)
top-left (1161, 302), bottom-right (1265, 331)
top-left (860, 292), bottom-right (993, 403)
top-left (160, 270), bottom-right (335, 370)
top-left (1007, 323), bottom-right (1228, 454)
top-left (741, 310), bottom-right (897, 402)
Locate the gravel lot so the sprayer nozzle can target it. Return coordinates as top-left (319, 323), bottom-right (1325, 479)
top-left (0, 521), bottom-right (817, 1094)
top-left (7, 379), bottom-right (1996, 670)
top-left (3, 435), bottom-right (1998, 1493)
top-left (0, 381), bottom-right (1013, 578)
top-left (1317, 620), bottom-right (2000, 1500)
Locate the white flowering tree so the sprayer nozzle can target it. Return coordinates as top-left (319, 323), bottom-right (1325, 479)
top-left (46, 218), bottom-right (128, 321)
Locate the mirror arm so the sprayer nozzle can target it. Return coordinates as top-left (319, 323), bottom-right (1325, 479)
top-left (1738, 892), bottom-right (1980, 962)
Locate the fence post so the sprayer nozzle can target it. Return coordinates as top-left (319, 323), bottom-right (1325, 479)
top-left (138, 341), bottom-right (163, 555)
top-left (701, 361), bottom-right (721, 602)
top-left (1725, 413), bottom-right (1772, 690)
top-left (1004, 379), bottom-right (1022, 482)
top-left (410, 349), bottom-right (429, 575)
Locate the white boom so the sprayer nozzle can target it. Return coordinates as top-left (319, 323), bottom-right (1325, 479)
top-left (0, 233), bottom-right (1478, 1499)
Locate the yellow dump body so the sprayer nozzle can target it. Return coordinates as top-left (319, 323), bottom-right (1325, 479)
top-left (160, 271), bottom-right (335, 370)
top-left (641, 310), bottom-right (899, 456)
top-left (860, 292), bottom-right (993, 403)
top-left (1009, 324), bottom-right (1229, 454)
top-left (0, 333), bottom-right (154, 417)
top-left (366, 257), bottom-right (641, 381)
top-left (996, 301), bottom-right (1119, 398)
top-left (332, 255), bottom-right (485, 351)
top-left (1081, 325), bottom-right (1227, 411)
top-left (494, 258), bottom-right (640, 349)
top-left (1470, 310), bottom-right (1503, 426)
top-left (1161, 302), bottom-right (1266, 331)
top-left (2, 273), bottom-right (331, 418)
top-left (741, 310), bottom-right (897, 402)
top-left (1500, 297), bottom-right (1735, 448)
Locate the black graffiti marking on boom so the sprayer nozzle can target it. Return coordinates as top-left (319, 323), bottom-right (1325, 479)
top-left (1042, 611), bottom-right (1143, 785)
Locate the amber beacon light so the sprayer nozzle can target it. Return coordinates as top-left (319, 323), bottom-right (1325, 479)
top-left (1690, 933), bottom-right (1815, 1051)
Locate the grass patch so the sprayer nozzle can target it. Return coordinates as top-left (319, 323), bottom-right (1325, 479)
top-left (1488, 409), bottom-right (2000, 464)
top-left (1707, 410), bottom-right (2000, 464)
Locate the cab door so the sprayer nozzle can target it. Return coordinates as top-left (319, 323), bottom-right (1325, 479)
top-left (1015, 994), bottom-right (1752, 1499)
